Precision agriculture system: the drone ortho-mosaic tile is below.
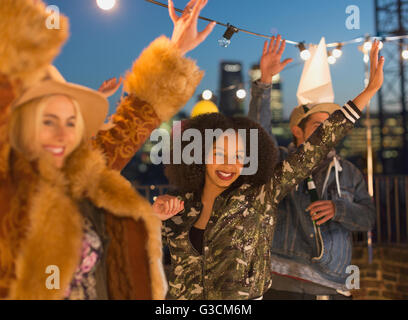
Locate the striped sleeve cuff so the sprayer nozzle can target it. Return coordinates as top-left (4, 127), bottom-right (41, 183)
top-left (340, 100), bottom-right (362, 124)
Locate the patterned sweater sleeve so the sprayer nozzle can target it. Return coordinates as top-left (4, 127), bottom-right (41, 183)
top-left (92, 36), bottom-right (204, 171)
top-left (268, 101), bottom-right (362, 205)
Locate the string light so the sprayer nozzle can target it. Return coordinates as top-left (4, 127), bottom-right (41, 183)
top-left (96, 0), bottom-right (116, 10)
top-left (363, 35), bottom-right (373, 53)
top-left (218, 24), bottom-right (239, 47)
top-left (364, 53), bottom-right (370, 64)
top-left (402, 47), bottom-right (408, 60)
top-left (202, 89), bottom-right (213, 100)
top-left (236, 89), bottom-right (247, 99)
top-left (144, 1), bottom-right (408, 60)
top-left (328, 51), bottom-right (337, 65)
top-left (298, 43), bottom-right (311, 61)
top-left (332, 44), bottom-right (343, 58)
top-left (363, 41), bottom-right (372, 52)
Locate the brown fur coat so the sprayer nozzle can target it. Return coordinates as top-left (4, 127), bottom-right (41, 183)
top-left (1, 0), bottom-right (203, 300)
top-left (6, 145), bottom-right (166, 300)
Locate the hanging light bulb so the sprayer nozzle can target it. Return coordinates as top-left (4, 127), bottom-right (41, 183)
top-left (218, 24), bottom-right (239, 48)
top-left (202, 89), bottom-right (213, 101)
top-left (328, 51), bottom-right (336, 65)
top-left (402, 47), bottom-right (408, 60)
top-left (236, 89), bottom-right (247, 99)
top-left (332, 44), bottom-right (343, 58)
top-left (96, 0), bottom-right (116, 10)
top-left (364, 41), bottom-right (372, 51)
top-left (363, 36), bottom-right (372, 52)
top-left (298, 42), bottom-right (311, 61)
top-left (363, 53), bottom-right (370, 64)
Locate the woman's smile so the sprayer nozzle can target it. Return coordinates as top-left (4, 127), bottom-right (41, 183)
top-left (42, 145), bottom-right (66, 157)
top-left (215, 170), bottom-right (236, 181)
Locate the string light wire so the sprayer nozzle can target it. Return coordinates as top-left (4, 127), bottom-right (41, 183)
top-left (145, 0), bottom-right (408, 53)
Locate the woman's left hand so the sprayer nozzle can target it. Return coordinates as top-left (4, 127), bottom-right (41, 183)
top-left (98, 77), bottom-right (123, 98)
top-left (169, 0), bottom-right (216, 56)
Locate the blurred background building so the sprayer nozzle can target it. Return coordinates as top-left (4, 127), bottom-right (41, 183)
top-left (218, 61), bottom-right (246, 117)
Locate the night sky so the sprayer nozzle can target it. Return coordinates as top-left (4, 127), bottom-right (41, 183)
top-left (47, 0), bottom-right (377, 118)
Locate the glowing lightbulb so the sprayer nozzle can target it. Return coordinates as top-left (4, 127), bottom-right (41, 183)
top-left (300, 49), bottom-right (311, 61)
top-left (332, 48), bottom-right (343, 58)
top-left (236, 89), bottom-right (247, 99)
top-left (402, 49), bottom-right (408, 60)
top-left (363, 41), bottom-right (372, 52)
top-left (297, 43), bottom-right (311, 61)
top-left (97, 0), bottom-right (116, 11)
top-left (328, 55), bottom-right (336, 65)
top-left (363, 53), bottom-right (370, 64)
top-left (202, 89), bottom-right (213, 101)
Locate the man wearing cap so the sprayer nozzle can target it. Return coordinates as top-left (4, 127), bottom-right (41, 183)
top-left (248, 36), bottom-right (376, 299)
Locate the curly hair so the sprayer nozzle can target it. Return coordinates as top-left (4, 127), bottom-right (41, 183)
top-left (164, 113), bottom-right (278, 197)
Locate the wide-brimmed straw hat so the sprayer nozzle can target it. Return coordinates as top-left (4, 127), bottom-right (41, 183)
top-left (12, 65), bottom-right (109, 139)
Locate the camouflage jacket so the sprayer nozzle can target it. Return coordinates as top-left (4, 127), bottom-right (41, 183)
top-left (163, 102), bottom-right (362, 300)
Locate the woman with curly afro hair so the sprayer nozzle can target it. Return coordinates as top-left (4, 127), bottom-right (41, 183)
top-left (165, 113), bottom-right (278, 197)
top-left (153, 38), bottom-right (384, 300)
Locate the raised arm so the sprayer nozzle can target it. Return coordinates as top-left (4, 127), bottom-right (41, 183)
top-left (93, 0), bottom-right (215, 171)
top-left (248, 81), bottom-right (273, 136)
top-left (248, 36), bottom-right (292, 145)
top-left (268, 40), bottom-right (384, 205)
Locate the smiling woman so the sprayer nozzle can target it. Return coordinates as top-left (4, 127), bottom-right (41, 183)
top-left (9, 95), bottom-right (84, 168)
top-left (1, 0), bottom-right (216, 300)
top-left (1, 64), bottom-right (165, 300)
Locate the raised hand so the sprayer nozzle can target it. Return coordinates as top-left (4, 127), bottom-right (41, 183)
top-left (352, 40), bottom-right (385, 111)
top-left (153, 195), bottom-right (184, 221)
top-left (260, 35), bottom-right (293, 84)
top-left (366, 40), bottom-right (385, 94)
top-left (169, 0), bottom-right (216, 56)
top-left (98, 77), bottom-right (123, 98)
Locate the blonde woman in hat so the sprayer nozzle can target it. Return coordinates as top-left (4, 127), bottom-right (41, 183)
top-left (0, 0), bottom-right (214, 299)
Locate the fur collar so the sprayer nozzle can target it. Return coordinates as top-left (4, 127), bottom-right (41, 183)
top-left (7, 144), bottom-right (166, 299)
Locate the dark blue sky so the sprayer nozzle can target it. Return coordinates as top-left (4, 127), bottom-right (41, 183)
top-left (47, 0), bottom-right (376, 118)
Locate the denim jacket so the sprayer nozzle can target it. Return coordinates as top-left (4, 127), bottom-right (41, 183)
top-left (248, 81), bottom-right (376, 286)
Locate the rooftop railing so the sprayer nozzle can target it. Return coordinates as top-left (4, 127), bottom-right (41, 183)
top-left (134, 175), bottom-right (408, 247)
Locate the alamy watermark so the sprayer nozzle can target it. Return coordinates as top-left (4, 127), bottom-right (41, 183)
top-left (345, 265), bottom-right (360, 290)
top-left (345, 5), bottom-right (360, 30)
top-left (149, 122), bottom-right (259, 175)
top-left (45, 265), bottom-right (60, 290)
top-left (45, 5), bottom-right (60, 30)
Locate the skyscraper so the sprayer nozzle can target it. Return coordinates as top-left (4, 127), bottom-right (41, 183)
top-left (218, 61), bottom-right (245, 117)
